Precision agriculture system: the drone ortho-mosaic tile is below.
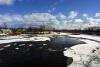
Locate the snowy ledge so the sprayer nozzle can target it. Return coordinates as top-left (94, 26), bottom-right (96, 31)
top-left (63, 34), bottom-right (100, 67)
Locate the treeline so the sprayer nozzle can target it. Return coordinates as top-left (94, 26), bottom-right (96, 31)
top-left (0, 24), bottom-right (55, 35)
top-left (54, 26), bottom-right (100, 35)
top-left (0, 23), bottom-right (100, 35)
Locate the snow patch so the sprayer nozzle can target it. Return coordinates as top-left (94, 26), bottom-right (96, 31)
top-left (63, 34), bottom-right (100, 67)
top-left (0, 36), bottom-right (50, 44)
top-left (29, 37), bottom-right (50, 41)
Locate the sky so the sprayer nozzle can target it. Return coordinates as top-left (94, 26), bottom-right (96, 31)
top-left (0, 0), bottom-right (100, 29)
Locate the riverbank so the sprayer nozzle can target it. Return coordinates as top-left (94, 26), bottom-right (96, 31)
top-left (0, 32), bottom-right (86, 67)
top-left (64, 34), bottom-right (100, 67)
top-left (0, 32), bottom-right (100, 67)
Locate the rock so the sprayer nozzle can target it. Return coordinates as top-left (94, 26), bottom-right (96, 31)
top-left (67, 57), bottom-right (73, 66)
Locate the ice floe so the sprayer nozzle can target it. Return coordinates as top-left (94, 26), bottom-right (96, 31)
top-left (15, 47), bottom-right (19, 50)
top-left (29, 37), bottom-right (50, 41)
top-left (29, 44), bottom-right (33, 46)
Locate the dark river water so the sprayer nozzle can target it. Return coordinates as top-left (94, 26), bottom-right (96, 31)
top-left (0, 36), bottom-right (86, 67)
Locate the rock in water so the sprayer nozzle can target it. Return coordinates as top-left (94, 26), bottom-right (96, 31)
top-left (67, 57), bottom-right (73, 66)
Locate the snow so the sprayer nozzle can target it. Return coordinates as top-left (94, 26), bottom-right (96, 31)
top-left (0, 33), bottom-right (7, 36)
top-left (69, 34), bottom-right (100, 42)
top-left (63, 33), bottom-right (100, 67)
top-left (57, 33), bottom-right (100, 42)
top-left (0, 39), bottom-right (27, 44)
top-left (56, 33), bottom-right (70, 35)
top-left (0, 36), bottom-right (23, 40)
top-left (29, 37), bottom-right (50, 41)
top-left (0, 36), bottom-right (50, 44)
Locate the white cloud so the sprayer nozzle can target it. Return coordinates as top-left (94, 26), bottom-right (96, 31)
top-left (12, 14), bottom-right (24, 22)
top-left (24, 13), bottom-right (56, 21)
top-left (50, 20), bottom-right (60, 25)
top-left (95, 13), bottom-right (100, 17)
top-left (68, 20), bottom-right (73, 23)
top-left (0, 13), bottom-right (56, 23)
top-left (57, 13), bottom-right (66, 20)
top-left (83, 13), bottom-right (88, 17)
top-left (74, 19), bottom-right (84, 23)
top-left (68, 11), bottom-right (78, 19)
top-left (0, 12), bottom-right (100, 29)
top-left (0, 0), bottom-right (15, 5)
top-left (85, 17), bottom-right (100, 27)
top-left (62, 20), bottom-right (67, 24)
top-left (0, 14), bottom-right (12, 22)
top-left (48, 7), bottom-right (56, 12)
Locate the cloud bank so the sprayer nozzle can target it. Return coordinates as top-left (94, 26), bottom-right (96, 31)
top-left (0, 0), bottom-right (15, 5)
top-left (0, 11), bottom-right (100, 29)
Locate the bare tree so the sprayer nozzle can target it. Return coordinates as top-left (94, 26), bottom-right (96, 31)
top-left (39, 25), bottom-right (45, 34)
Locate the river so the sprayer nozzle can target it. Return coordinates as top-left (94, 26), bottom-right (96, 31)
top-left (0, 35), bottom-right (85, 67)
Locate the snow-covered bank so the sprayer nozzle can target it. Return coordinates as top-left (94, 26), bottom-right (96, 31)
top-left (63, 34), bottom-right (100, 67)
top-left (0, 36), bottom-right (50, 44)
top-left (69, 34), bottom-right (100, 42)
top-left (0, 36), bottom-right (24, 40)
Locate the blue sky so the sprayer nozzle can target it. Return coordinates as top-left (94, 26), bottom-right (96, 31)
top-left (0, 0), bottom-right (100, 29)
